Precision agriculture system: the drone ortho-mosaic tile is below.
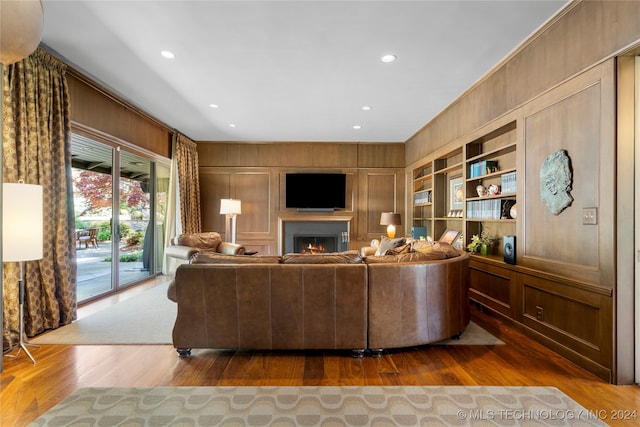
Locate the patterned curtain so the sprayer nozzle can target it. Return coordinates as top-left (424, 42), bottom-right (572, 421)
top-left (175, 134), bottom-right (201, 233)
top-left (2, 49), bottom-right (76, 349)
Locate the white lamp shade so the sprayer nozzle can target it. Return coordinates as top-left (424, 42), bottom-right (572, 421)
top-left (0, 0), bottom-right (44, 65)
top-left (2, 183), bottom-right (43, 261)
top-left (220, 198), bottom-right (241, 215)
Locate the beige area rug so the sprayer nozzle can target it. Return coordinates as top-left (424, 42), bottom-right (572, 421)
top-left (29, 386), bottom-right (606, 426)
top-left (32, 282), bottom-right (176, 345)
top-left (31, 280), bottom-right (503, 346)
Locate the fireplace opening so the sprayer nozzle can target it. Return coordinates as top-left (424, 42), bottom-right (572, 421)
top-left (294, 235), bottom-right (338, 254)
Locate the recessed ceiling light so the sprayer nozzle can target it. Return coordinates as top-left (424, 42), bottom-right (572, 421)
top-left (209, 104), bottom-right (219, 109)
top-left (361, 106), bottom-right (372, 111)
top-left (161, 50), bottom-right (175, 59)
top-left (229, 123), bottom-right (236, 128)
top-left (381, 54), bottom-right (396, 63)
top-left (353, 125), bottom-right (362, 130)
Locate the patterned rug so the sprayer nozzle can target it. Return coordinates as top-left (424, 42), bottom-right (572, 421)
top-left (29, 386), bottom-right (605, 426)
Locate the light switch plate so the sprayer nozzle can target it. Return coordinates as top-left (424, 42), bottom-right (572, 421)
top-left (583, 207), bottom-right (598, 225)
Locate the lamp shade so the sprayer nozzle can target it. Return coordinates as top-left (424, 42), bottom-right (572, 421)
top-left (380, 212), bottom-right (401, 226)
top-left (220, 198), bottom-right (241, 215)
top-left (2, 183), bottom-right (43, 261)
top-left (0, 0), bottom-right (44, 65)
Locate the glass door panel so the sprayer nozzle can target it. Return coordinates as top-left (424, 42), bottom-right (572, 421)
top-left (118, 149), bottom-right (153, 287)
top-left (155, 164), bottom-right (170, 274)
top-left (71, 134), bottom-right (114, 301)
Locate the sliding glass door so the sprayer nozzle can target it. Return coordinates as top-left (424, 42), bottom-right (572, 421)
top-left (71, 132), bottom-right (168, 303)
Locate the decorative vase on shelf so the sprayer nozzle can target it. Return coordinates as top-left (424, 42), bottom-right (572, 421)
top-left (510, 203), bottom-right (517, 219)
top-left (480, 244), bottom-right (489, 256)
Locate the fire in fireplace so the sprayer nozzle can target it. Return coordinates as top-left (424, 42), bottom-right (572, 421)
top-left (294, 235), bottom-right (337, 254)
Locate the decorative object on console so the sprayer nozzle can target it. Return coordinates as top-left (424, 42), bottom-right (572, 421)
top-left (466, 232), bottom-right (496, 256)
top-left (220, 198), bottom-right (241, 243)
top-left (2, 182), bottom-right (44, 364)
top-left (476, 185), bottom-right (488, 197)
top-left (438, 229), bottom-right (460, 245)
top-left (488, 184), bottom-right (500, 196)
top-left (379, 212), bottom-right (401, 239)
top-left (503, 235), bottom-right (516, 264)
top-left (540, 149), bottom-right (573, 215)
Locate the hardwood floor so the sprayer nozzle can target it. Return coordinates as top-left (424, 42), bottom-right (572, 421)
top-left (1, 278), bottom-right (638, 426)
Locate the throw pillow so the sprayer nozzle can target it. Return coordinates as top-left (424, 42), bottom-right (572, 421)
top-left (374, 236), bottom-right (406, 256)
top-left (432, 242), bottom-right (460, 258)
top-left (411, 240), bottom-right (434, 253)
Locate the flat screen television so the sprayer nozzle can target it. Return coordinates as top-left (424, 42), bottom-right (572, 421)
top-left (286, 173), bottom-right (346, 210)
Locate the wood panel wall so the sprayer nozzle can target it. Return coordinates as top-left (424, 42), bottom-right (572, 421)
top-left (197, 142), bottom-right (405, 254)
top-left (66, 70), bottom-right (172, 159)
top-left (405, 1), bottom-right (639, 383)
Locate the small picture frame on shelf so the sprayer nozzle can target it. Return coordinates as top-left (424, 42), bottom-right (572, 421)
top-left (438, 229), bottom-right (461, 245)
top-left (449, 175), bottom-right (463, 210)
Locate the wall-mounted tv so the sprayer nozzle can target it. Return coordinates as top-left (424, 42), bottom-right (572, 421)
top-left (285, 173), bottom-right (346, 210)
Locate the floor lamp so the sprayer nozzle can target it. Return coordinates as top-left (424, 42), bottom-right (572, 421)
top-left (2, 182), bottom-right (44, 364)
top-left (220, 198), bottom-right (241, 244)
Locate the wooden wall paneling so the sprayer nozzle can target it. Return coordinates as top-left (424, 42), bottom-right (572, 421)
top-left (67, 74), bottom-right (171, 159)
top-left (468, 260), bottom-right (514, 317)
top-left (357, 143), bottom-right (405, 168)
top-left (231, 172), bottom-right (272, 241)
top-left (198, 170), bottom-right (231, 233)
top-left (521, 63), bottom-right (615, 287)
top-left (517, 272), bottom-right (613, 381)
top-left (356, 170), bottom-right (405, 243)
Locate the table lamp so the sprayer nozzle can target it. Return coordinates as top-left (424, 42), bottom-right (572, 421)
top-left (220, 198), bottom-right (241, 243)
top-left (380, 212), bottom-right (401, 239)
top-left (2, 182), bottom-right (44, 364)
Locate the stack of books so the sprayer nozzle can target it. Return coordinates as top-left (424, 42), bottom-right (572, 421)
top-left (501, 171), bottom-right (517, 194)
top-left (469, 160), bottom-right (498, 178)
top-left (466, 199), bottom-right (516, 219)
top-left (414, 191), bottom-right (431, 205)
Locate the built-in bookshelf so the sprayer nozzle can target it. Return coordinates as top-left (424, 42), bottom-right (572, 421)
top-left (410, 119), bottom-right (518, 257)
top-left (464, 120), bottom-right (517, 259)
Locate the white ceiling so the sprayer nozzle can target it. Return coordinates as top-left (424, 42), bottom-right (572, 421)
top-left (41, 0), bottom-right (568, 143)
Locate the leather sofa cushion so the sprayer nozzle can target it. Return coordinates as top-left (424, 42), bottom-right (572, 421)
top-left (364, 250), bottom-right (447, 263)
top-left (177, 232), bottom-right (222, 251)
top-left (282, 252), bottom-right (363, 264)
top-left (193, 252), bottom-right (281, 264)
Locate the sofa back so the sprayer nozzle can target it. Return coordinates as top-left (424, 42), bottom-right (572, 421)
top-left (172, 263), bottom-right (368, 351)
top-left (366, 252), bottom-right (470, 349)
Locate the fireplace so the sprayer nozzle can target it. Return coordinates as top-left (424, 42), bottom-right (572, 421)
top-left (282, 220), bottom-right (349, 254)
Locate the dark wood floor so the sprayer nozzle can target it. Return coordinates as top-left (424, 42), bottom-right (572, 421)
top-left (1, 278), bottom-right (639, 426)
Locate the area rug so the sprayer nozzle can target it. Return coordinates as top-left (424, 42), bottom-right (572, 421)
top-left (31, 282), bottom-right (175, 345)
top-left (31, 280), bottom-right (502, 346)
top-left (29, 386), bottom-right (606, 426)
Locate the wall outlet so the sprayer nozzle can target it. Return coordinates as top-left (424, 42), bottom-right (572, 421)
top-left (582, 207), bottom-right (598, 225)
top-left (536, 306), bottom-right (544, 321)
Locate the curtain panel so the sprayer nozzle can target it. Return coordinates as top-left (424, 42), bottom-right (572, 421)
top-left (175, 134), bottom-right (201, 234)
top-left (2, 49), bottom-right (76, 349)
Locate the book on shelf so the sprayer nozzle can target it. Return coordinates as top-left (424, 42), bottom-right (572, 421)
top-left (501, 171), bottom-right (516, 194)
top-left (466, 198), bottom-right (516, 219)
top-left (413, 190), bottom-right (432, 205)
top-left (469, 160), bottom-right (499, 178)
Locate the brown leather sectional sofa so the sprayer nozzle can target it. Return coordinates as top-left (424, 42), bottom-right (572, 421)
top-left (167, 241), bottom-right (470, 358)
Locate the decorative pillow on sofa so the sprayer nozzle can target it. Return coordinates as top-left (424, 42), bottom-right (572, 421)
top-left (374, 236), bottom-right (406, 256)
top-left (364, 250), bottom-right (447, 263)
top-left (281, 251), bottom-right (363, 264)
top-left (177, 232), bottom-right (222, 251)
top-left (432, 242), bottom-right (461, 258)
top-left (411, 240), bottom-right (434, 253)
top-left (193, 252), bottom-right (281, 264)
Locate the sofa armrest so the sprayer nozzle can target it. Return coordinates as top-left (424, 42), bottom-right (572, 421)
top-left (218, 242), bottom-right (246, 255)
top-left (165, 244), bottom-right (200, 260)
